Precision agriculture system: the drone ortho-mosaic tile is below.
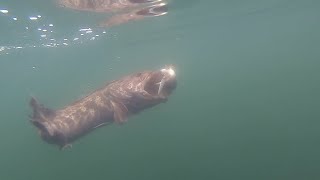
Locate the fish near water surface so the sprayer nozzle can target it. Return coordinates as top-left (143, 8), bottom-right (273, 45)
top-left (58, 0), bottom-right (168, 27)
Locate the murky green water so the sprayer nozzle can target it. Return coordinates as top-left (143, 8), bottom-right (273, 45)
top-left (1, 0), bottom-right (320, 179)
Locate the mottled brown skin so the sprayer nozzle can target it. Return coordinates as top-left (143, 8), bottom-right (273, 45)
top-left (58, 0), bottom-right (168, 27)
top-left (30, 66), bottom-right (177, 149)
top-left (58, 0), bottom-right (164, 12)
top-left (100, 3), bottom-right (168, 27)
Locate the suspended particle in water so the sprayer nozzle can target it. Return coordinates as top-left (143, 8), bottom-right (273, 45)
top-left (0, 9), bottom-right (8, 14)
top-left (79, 28), bottom-right (92, 32)
top-left (29, 16), bottom-right (38, 20)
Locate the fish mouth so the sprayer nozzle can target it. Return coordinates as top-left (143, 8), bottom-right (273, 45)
top-left (144, 65), bottom-right (177, 98)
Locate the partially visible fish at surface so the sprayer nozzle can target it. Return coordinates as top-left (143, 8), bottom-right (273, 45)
top-left (58, 0), bottom-right (168, 27)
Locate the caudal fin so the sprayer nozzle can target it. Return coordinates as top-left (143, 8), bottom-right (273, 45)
top-left (29, 97), bottom-right (59, 144)
top-left (29, 97), bottom-right (56, 123)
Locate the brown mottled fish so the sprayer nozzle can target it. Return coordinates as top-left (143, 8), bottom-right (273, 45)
top-left (29, 65), bottom-right (177, 149)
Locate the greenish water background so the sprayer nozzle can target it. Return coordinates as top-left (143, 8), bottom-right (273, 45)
top-left (1, 0), bottom-right (320, 179)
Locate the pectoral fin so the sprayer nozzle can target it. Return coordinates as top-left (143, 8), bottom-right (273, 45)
top-left (60, 143), bottom-right (72, 151)
top-left (93, 122), bottom-right (110, 129)
top-left (110, 101), bottom-right (128, 124)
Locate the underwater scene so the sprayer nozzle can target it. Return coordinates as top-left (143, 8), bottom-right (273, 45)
top-left (0, 0), bottom-right (320, 179)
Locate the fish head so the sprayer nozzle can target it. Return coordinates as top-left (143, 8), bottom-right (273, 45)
top-left (143, 64), bottom-right (177, 98)
top-left (107, 65), bottom-right (177, 111)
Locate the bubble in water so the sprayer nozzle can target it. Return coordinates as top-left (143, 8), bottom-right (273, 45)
top-left (0, 9), bottom-right (8, 14)
top-left (1, 9), bottom-right (110, 55)
top-left (29, 16), bottom-right (38, 20)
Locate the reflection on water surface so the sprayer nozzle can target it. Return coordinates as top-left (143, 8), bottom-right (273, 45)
top-left (0, 0), bottom-right (168, 55)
